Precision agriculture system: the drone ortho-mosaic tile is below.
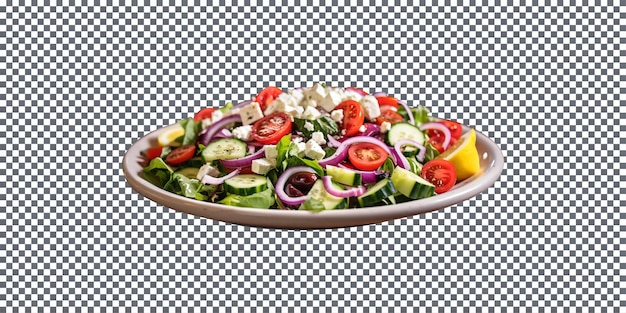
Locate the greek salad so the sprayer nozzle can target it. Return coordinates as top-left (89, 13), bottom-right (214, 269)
top-left (141, 84), bottom-right (477, 211)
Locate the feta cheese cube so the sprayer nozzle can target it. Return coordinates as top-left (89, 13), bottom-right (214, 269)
top-left (301, 98), bottom-right (318, 108)
top-left (266, 157), bottom-right (277, 167)
top-left (264, 144), bottom-right (278, 160)
top-left (330, 109), bottom-right (344, 123)
top-left (360, 95), bottom-right (381, 120)
top-left (305, 139), bottom-right (326, 160)
top-left (201, 118), bottom-right (213, 129)
top-left (264, 93), bottom-right (298, 115)
top-left (240, 102), bottom-right (264, 125)
top-left (342, 89), bottom-right (364, 102)
top-left (302, 106), bottom-right (322, 120)
top-left (291, 142), bottom-right (306, 157)
top-left (251, 158), bottom-right (274, 175)
top-left (304, 83), bottom-right (327, 102)
top-left (319, 90), bottom-right (344, 112)
top-left (284, 104), bottom-right (304, 118)
top-left (380, 121), bottom-right (392, 133)
top-left (358, 124), bottom-right (367, 133)
top-left (288, 89), bottom-right (305, 104)
top-left (211, 110), bottom-right (224, 124)
top-left (197, 163), bottom-right (220, 180)
top-left (311, 131), bottom-right (327, 145)
top-left (232, 125), bottom-right (253, 141)
top-left (303, 121), bottom-right (315, 132)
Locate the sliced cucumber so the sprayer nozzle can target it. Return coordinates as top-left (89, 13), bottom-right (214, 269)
top-left (224, 174), bottom-right (268, 196)
top-left (326, 165), bottom-right (362, 186)
top-left (175, 167), bottom-right (200, 179)
top-left (390, 167), bottom-right (435, 199)
top-left (386, 122), bottom-right (425, 146)
top-left (299, 179), bottom-right (347, 211)
top-left (202, 138), bottom-right (247, 162)
top-left (357, 178), bottom-right (397, 207)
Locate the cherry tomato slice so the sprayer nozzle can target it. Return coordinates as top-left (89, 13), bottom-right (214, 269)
top-left (421, 159), bottom-right (457, 194)
top-left (379, 104), bottom-right (398, 113)
top-left (145, 146), bottom-right (163, 160)
top-left (376, 110), bottom-right (404, 125)
top-left (344, 87), bottom-right (368, 96)
top-left (348, 142), bottom-right (389, 171)
top-left (376, 96), bottom-right (399, 109)
top-left (335, 100), bottom-right (365, 137)
top-left (254, 86), bottom-right (282, 111)
top-left (251, 113), bottom-right (293, 145)
top-left (165, 145), bottom-right (196, 165)
top-left (427, 120), bottom-right (463, 141)
top-left (428, 135), bottom-right (457, 153)
top-left (193, 108), bottom-right (216, 122)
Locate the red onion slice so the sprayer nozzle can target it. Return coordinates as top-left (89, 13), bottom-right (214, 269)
top-left (395, 138), bottom-right (427, 163)
top-left (201, 168), bottom-right (240, 185)
top-left (275, 166), bottom-right (318, 206)
top-left (220, 148), bottom-right (265, 168)
top-left (198, 114), bottom-right (242, 146)
top-left (398, 100), bottom-right (415, 125)
top-left (372, 92), bottom-right (387, 97)
top-left (233, 100), bottom-right (252, 109)
top-left (336, 164), bottom-right (388, 184)
top-left (390, 148), bottom-right (409, 170)
top-left (420, 122), bottom-right (451, 149)
top-left (322, 176), bottom-right (366, 198)
top-left (327, 134), bottom-right (342, 148)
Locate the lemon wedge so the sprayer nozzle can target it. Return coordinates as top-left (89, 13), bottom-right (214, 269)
top-left (436, 128), bottom-right (480, 180)
top-left (157, 124), bottom-right (185, 147)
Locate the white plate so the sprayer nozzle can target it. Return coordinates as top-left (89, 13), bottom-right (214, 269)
top-left (123, 124), bottom-right (504, 229)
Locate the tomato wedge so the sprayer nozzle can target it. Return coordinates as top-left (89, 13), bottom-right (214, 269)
top-left (193, 107), bottom-right (216, 122)
top-left (251, 113), bottom-right (293, 144)
top-left (348, 142), bottom-right (389, 171)
top-left (254, 86), bottom-right (282, 111)
top-left (376, 109), bottom-right (404, 125)
top-left (427, 120), bottom-right (463, 141)
top-left (375, 96), bottom-right (399, 109)
top-left (420, 159), bottom-right (457, 194)
top-left (428, 134), bottom-right (458, 153)
top-left (165, 145), bottom-right (196, 165)
top-left (335, 100), bottom-right (365, 137)
top-left (145, 146), bottom-right (163, 160)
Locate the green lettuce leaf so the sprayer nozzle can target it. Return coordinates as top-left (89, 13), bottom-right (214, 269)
top-left (282, 156), bottom-right (325, 177)
top-left (423, 143), bottom-right (440, 163)
top-left (293, 116), bottom-right (339, 138)
top-left (143, 157), bottom-right (174, 188)
top-left (218, 188), bottom-right (275, 209)
top-left (276, 134), bottom-right (292, 169)
top-left (177, 118), bottom-right (202, 146)
top-left (164, 173), bottom-right (216, 201)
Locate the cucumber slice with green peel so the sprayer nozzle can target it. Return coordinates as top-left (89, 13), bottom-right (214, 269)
top-left (357, 178), bottom-right (397, 207)
top-left (224, 174), bottom-right (268, 196)
top-left (175, 167), bottom-right (200, 179)
top-left (390, 167), bottom-right (436, 199)
top-left (299, 180), bottom-right (347, 211)
top-left (202, 138), bottom-right (247, 162)
top-left (326, 165), bottom-right (362, 186)
top-left (386, 122), bottom-right (425, 146)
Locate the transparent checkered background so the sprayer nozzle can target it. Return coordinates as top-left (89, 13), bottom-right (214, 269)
top-left (0, 1), bottom-right (623, 311)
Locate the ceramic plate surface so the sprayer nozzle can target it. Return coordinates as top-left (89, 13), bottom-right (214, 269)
top-left (123, 124), bottom-right (504, 229)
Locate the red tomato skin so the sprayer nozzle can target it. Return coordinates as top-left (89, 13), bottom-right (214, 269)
top-left (344, 87), bottom-right (368, 96)
top-left (420, 159), bottom-right (457, 194)
top-left (194, 108), bottom-right (216, 122)
top-left (347, 143), bottom-right (389, 171)
top-left (335, 100), bottom-right (365, 137)
top-left (251, 113), bottom-right (293, 145)
top-left (375, 96), bottom-right (399, 109)
top-left (165, 145), bottom-right (196, 165)
top-left (145, 146), bottom-right (163, 160)
top-left (254, 86), bottom-right (283, 111)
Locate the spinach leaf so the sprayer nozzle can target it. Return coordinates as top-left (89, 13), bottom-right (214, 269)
top-left (219, 188), bottom-right (275, 209)
top-left (423, 143), bottom-right (440, 163)
top-left (293, 116), bottom-right (339, 138)
top-left (164, 173), bottom-right (216, 201)
top-left (143, 157), bottom-right (173, 188)
top-left (177, 118), bottom-right (202, 146)
top-left (411, 105), bottom-right (431, 126)
top-left (275, 134), bottom-right (292, 169)
top-left (379, 157), bottom-right (395, 175)
top-left (283, 156), bottom-right (325, 177)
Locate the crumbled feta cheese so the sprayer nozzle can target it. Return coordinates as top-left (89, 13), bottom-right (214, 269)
top-left (226, 108), bottom-right (240, 116)
top-left (292, 136), bottom-right (304, 143)
top-left (301, 98), bottom-right (318, 108)
top-left (304, 83), bottom-right (327, 102)
top-left (360, 95), bottom-right (381, 120)
top-left (380, 121), bottom-right (392, 133)
top-left (196, 163), bottom-right (220, 180)
top-left (330, 109), bottom-right (344, 123)
top-left (264, 93), bottom-right (299, 116)
top-left (211, 110), bottom-right (224, 124)
top-left (311, 131), bottom-right (327, 145)
top-left (264, 144), bottom-right (278, 160)
top-left (283, 104), bottom-right (304, 119)
top-left (320, 90), bottom-right (344, 112)
top-left (292, 142), bottom-right (306, 157)
top-left (232, 125), bottom-right (253, 141)
top-left (302, 106), bottom-right (322, 120)
top-left (343, 89), bottom-right (364, 102)
top-left (303, 121), bottom-right (315, 132)
top-left (288, 89), bottom-right (305, 103)
top-left (305, 139), bottom-right (326, 160)
top-left (251, 158), bottom-right (274, 175)
top-left (201, 118), bottom-right (213, 129)
top-left (341, 129), bottom-right (346, 136)
top-left (240, 102), bottom-right (264, 125)
top-left (358, 125), bottom-right (367, 133)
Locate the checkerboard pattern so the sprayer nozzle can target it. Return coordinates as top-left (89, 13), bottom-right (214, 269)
top-left (1, 2), bottom-right (623, 311)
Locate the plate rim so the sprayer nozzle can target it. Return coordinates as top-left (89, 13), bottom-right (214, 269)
top-left (123, 124), bottom-right (504, 229)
